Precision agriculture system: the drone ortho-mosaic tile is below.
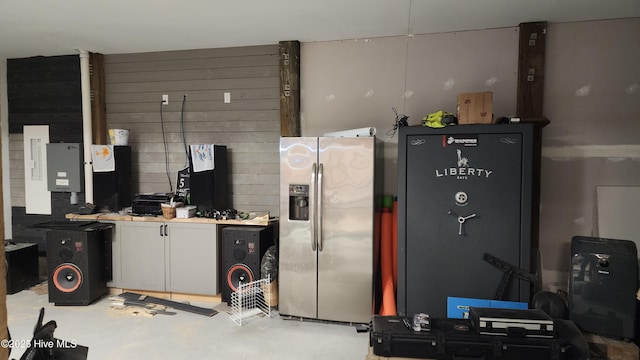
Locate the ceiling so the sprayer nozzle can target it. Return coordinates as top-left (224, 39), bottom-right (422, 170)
top-left (1, 0), bottom-right (639, 59)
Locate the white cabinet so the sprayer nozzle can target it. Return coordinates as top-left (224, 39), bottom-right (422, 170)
top-left (166, 222), bottom-right (218, 295)
top-left (110, 220), bottom-right (218, 295)
top-left (120, 222), bottom-right (167, 292)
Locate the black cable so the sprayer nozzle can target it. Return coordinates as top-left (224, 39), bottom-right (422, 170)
top-left (160, 101), bottom-right (173, 193)
top-left (180, 94), bottom-right (189, 168)
top-left (386, 107), bottom-right (409, 140)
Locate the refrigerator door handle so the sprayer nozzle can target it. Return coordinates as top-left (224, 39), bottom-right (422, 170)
top-left (317, 163), bottom-right (324, 252)
top-left (310, 162), bottom-right (317, 251)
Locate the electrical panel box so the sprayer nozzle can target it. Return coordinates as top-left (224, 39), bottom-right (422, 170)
top-left (47, 143), bottom-right (83, 192)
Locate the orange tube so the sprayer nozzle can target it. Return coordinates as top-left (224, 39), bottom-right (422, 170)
top-left (380, 208), bottom-right (396, 316)
top-left (373, 210), bottom-right (381, 314)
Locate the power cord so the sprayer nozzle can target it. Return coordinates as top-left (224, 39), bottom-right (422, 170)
top-left (386, 107), bottom-right (409, 140)
top-left (180, 94), bottom-right (189, 168)
top-left (160, 101), bottom-right (173, 193)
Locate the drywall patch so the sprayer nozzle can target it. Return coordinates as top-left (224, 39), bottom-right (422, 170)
top-left (364, 89), bottom-right (375, 98)
top-left (443, 78), bottom-right (456, 90)
top-left (403, 90), bottom-right (414, 99)
top-left (325, 94), bottom-right (336, 102)
top-left (485, 77), bottom-right (498, 87)
top-left (575, 85), bottom-right (591, 97)
top-left (626, 83), bottom-right (639, 94)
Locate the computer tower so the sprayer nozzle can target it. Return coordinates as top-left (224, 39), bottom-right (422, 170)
top-left (46, 222), bottom-right (113, 306)
top-left (93, 145), bottom-right (132, 212)
top-left (189, 145), bottom-right (229, 211)
top-left (569, 236), bottom-right (638, 339)
top-left (221, 225), bottom-right (275, 303)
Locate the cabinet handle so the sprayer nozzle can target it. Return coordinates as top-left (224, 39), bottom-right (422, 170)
top-left (160, 224), bottom-right (163, 236)
top-left (164, 224), bottom-right (168, 237)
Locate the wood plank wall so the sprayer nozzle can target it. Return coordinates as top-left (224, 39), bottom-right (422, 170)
top-left (103, 45), bottom-right (280, 215)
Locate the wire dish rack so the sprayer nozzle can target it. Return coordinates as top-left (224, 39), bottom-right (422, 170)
top-left (230, 275), bottom-right (272, 326)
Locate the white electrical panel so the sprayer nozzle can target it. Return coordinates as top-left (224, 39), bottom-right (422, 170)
top-left (23, 125), bottom-right (52, 215)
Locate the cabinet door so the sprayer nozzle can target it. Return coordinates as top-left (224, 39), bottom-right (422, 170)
top-left (166, 223), bottom-right (218, 295)
top-left (120, 222), bottom-right (166, 291)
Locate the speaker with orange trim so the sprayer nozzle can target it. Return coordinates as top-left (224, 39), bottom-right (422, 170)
top-left (46, 222), bottom-right (113, 306)
top-left (221, 225), bottom-right (275, 303)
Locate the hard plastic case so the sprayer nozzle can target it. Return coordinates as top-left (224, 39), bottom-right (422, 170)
top-left (370, 315), bottom-right (569, 360)
top-left (469, 307), bottom-right (555, 338)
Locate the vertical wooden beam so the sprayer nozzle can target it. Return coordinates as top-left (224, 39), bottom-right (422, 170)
top-left (516, 23), bottom-right (549, 288)
top-left (279, 41), bottom-right (301, 137)
top-left (516, 22), bottom-right (547, 118)
top-left (90, 52), bottom-right (107, 144)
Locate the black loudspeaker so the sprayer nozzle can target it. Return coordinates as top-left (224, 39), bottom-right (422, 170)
top-left (221, 225), bottom-right (274, 303)
top-left (189, 145), bottom-right (229, 211)
top-left (46, 222), bottom-right (113, 306)
top-left (93, 145), bottom-right (132, 212)
top-left (569, 236), bottom-right (638, 339)
top-left (6, 243), bottom-right (40, 294)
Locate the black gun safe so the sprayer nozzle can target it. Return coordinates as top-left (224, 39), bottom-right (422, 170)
top-left (569, 236), bottom-right (638, 340)
top-left (397, 124), bottom-right (535, 318)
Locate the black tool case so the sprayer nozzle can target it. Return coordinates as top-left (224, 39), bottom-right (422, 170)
top-left (370, 315), bottom-right (570, 360)
top-left (469, 307), bottom-right (555, 338)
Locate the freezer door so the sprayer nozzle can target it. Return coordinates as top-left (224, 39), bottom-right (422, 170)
top-left (317, 137), bottom-right (375, 323)
top-left (279, 137), bottom-right (319, 319)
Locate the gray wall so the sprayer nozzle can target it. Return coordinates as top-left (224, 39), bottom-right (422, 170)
top-left (300, 18), bottom-right (640, 289)
top-left (301, 27), bottom-right (519, 193)
top-left (104, 45), bottom-right (280, 214)
top-left (540, 19), bottom-right (640, 288)
top-left (6, 46), bottom-right (281, 216)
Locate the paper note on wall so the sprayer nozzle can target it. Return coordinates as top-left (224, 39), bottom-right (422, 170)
top-left (190, 144), bottom-right (215, 172)
top-left (92, 145), bottom-right (115, 172)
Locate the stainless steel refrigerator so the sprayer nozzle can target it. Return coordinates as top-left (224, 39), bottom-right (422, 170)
top-left (279, 136), bottom-right (383, 323)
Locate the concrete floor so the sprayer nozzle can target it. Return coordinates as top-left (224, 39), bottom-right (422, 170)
top-left (6, 286), bottom-right (370, 359)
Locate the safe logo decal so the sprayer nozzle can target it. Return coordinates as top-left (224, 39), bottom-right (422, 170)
top-left (435, 148), bottom-right (493, 180)
top-left (444, 135), bottom-right (478, 147)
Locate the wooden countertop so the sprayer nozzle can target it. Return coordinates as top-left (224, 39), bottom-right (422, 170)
top-left (65, 211), bottom-right (272, 226)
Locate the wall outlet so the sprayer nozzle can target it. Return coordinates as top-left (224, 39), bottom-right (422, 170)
top-left (162, 94), bottom-right (169, 105)
top-left (224, 92), bottom-right (231, 104)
